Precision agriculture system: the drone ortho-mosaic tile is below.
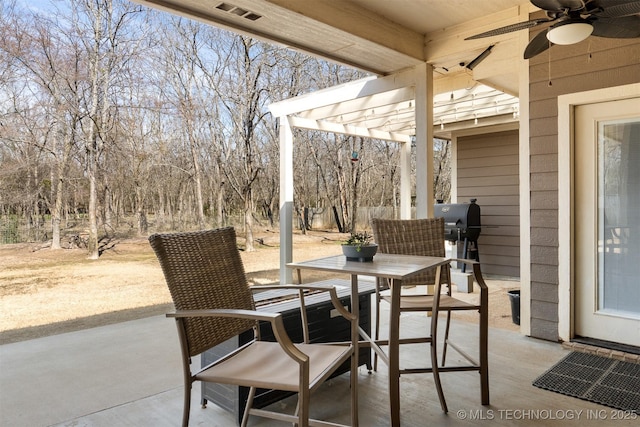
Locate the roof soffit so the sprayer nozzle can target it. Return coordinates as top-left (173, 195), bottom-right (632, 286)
top-left (265, 0), bottom-right (425, 61)
top-left (134, 0), bottom-right (424, 74)
top-left (134, 0), bottom-right (532, 88)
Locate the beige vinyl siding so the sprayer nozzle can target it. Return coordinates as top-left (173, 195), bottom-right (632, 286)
top-left (457, 130), bottom-right (519, 277)
top-left (527, 12), bottom-right (640, 341)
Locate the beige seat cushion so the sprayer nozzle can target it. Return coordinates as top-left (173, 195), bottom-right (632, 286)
top-left (196, 341), bottom-right (351, 392)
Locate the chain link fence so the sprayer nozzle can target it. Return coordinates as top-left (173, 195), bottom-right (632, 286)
top-left (0, 214), bottom-right (247, 246)
top-left (0, 215), bottom-right (50, 244)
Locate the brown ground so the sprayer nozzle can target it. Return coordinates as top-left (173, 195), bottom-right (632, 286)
top-left (0, 230), bottom-right (520, 345)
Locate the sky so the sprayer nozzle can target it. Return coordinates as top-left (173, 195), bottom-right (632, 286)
top-left (16, 0), bottom-right (54, 11)
top-left (14, 0), bottom-right (71, 16)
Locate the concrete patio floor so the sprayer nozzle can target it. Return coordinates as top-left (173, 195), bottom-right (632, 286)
top-left (1, 293), bottom-right (638, 427)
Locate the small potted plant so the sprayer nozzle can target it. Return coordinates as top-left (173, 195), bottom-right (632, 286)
top-left (342, 231), bottom-right (378, 262)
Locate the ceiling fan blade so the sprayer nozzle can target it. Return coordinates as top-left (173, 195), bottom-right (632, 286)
top-left (524, 29), bottom-right (552, 59)
top-left (591, 16), bottom-right (640, 38)
top-left (593, 1), bottom-right (640, 18)
top-left (531, 0), bottom-right (586, 12)
top-left (465, 18), bottom-right (550, 40)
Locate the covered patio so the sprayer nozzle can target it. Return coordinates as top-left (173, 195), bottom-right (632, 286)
top-left (132, 0), bottom-right (640, 349)
top-left (3, 283), bottom-right (636, 427)
top-left (5, 0), bottom-right (635, 424)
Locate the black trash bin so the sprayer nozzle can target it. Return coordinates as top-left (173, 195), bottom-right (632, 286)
top-left (507, 290), bottom-right (520, 325)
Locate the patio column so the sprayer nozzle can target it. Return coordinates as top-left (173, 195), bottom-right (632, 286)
top-left (399, 139), bottom-right (411, 219)
top-left (279, 116), bottom-right (294, 284)
top-left (414, 62), bottom-right (434, 219)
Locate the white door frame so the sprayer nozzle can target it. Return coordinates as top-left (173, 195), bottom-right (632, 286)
top-left (558, 83), bottom-right (640, 342)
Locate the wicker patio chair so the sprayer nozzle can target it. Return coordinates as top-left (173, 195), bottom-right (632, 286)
top-left (371, 217), bottom-right (489, 413)
top-left (148, 227), bottom-right (358, 427)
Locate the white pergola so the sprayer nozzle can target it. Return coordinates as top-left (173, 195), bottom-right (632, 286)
top-left (269, 64), bottom-right (518, 284)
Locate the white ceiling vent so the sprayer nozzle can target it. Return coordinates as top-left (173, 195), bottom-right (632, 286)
top-left (215, 3), bottom-right (262, 21)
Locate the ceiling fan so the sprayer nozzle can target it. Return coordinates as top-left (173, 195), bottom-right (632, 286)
top-left (465, 0), bottom-right (640, 59)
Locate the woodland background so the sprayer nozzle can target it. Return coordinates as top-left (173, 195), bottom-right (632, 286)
top-left (0, 0), bottom-right (451, 257)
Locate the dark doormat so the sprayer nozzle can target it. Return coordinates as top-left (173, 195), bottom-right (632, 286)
top-left (533, 352), bottom-right (640, 413)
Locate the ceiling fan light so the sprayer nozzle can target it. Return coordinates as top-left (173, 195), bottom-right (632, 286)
top-left (546, 22), bottom-right (593, 45)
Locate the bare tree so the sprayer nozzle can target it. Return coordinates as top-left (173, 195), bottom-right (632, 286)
top-left (263, 51), bottom-right (320, 231)
top-left (0, 2), bottom-right (85, 248)
top-left (190, 25), bottom-right (232, 229)
top-left (71, 0), bottom-right (144, 258)
top-left (154, 16), bottom-right (231, 231)
top-left (433, 138), bottom-right (451, 202)
top-left (215, 36), bottom-right (274, 251)
top-left (0, 1), bottom-right (453, 248)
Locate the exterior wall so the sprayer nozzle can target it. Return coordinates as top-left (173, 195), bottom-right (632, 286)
top-left (457, 130), bottom-right (520, 277)
top-left (528, 25), bottom-right (640, 341)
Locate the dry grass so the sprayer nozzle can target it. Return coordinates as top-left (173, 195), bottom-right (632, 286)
top-left (0, 230), bottom-right (345, 343)
top-left (0, 229), bottom-right (519, 345)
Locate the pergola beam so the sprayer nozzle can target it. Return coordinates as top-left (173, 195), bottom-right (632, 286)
top-left (269, 67), bottom-right (419, 118)
top-left (298, 87), bottom-right (415, 121)
top-left (288, 116), bottom-right (411, 143)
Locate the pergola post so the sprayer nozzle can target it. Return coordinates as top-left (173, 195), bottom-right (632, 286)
top-left (399, 139), bottom-right (411, 219)
top-left (414, 62), bottom-right (434, 219)
top-left (279, 116), bottom-right (294, 284)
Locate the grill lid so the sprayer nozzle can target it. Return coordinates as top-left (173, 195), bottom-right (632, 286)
top-left (434, 198), bottom-right (481, 242)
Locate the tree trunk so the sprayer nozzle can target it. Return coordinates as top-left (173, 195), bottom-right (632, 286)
top-left (103, 176), bottom-right (112, 230)
top-left (216, 182), bottom-right (224, 227)
top-left (336, 148), bottom-right (351, 232)
top-left (190, 140), bottom-right (206, 229)
top-left (135, 185), bottom-right (147, 235)
top-left (87, 164), bottom-right (99, 259)
top-left (50, 172), bottom-right (64, 250)
top-left (349, 137), bottom-right (364, 233)
top-left (244, 190), bottom-right (255, 252)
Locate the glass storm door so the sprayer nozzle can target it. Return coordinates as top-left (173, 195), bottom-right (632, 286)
top-left (575, 97), bottom-right (640, 347)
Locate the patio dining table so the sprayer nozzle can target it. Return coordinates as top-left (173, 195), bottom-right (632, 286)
top-left (288, 253), bottom-right (450, 427)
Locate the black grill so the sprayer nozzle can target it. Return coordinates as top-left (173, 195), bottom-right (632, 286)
top-left (434, 198), bottom-right (481, 270)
